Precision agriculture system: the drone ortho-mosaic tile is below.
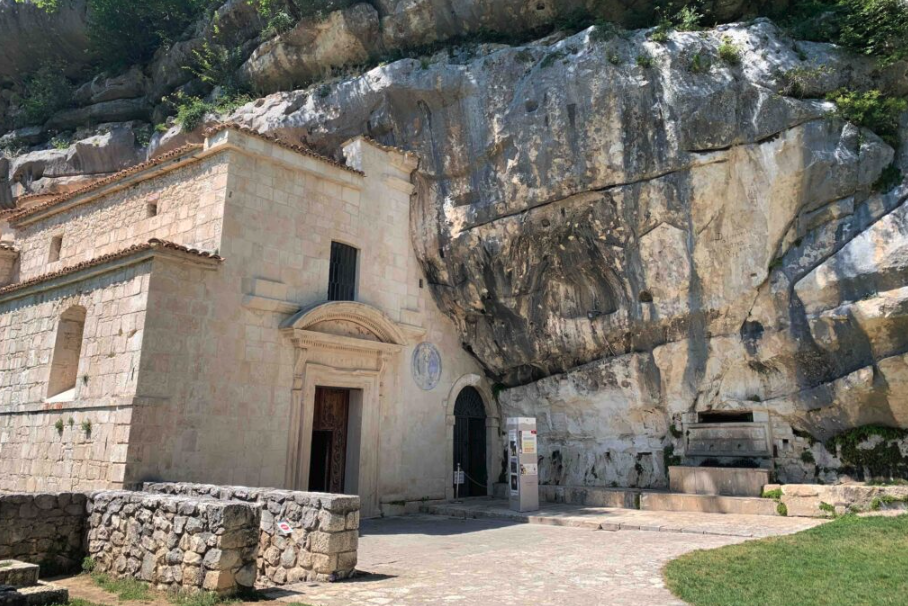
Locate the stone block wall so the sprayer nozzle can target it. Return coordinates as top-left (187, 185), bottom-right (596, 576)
top-left (143, 482), bottom-right (359, 583)
top-left (87, 491), bottom-right (260, 594)
top-left (14, 154), bottom-right (228, 280)
top-left (0, 492), bottom-right (87, 573)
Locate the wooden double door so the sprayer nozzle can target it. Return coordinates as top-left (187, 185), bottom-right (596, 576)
top-left (309, 387), bottom-right (350, 493)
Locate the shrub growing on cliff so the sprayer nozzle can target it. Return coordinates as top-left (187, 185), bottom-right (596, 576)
top-left (18, 0), bottom-right (216, 71)
top-left (718, 36), bottom-right (742, 65)
top-left (837, 0), bottom-right (908, 65)
top-left (17, 63), bottom-right (72, 127)
top-left (248, 0), bottom-right (357, 35)
top-left (774, 0), bottom-right (908, 66)
top-left (827, 89), bottom-right (908, 147)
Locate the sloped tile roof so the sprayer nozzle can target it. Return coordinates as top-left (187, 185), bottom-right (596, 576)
top-left (0, 238), bottom-right (222, 297)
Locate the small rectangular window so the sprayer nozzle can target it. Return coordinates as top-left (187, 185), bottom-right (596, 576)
top-left (328, 241), bottom-right (358, 301)
top-left (49, 236), bottom-right (63, 262)
top-left (146, 203), bottom-right (158, 218)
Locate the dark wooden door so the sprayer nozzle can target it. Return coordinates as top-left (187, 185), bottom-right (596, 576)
top-left (453, 387), bottom-right (487, 497)
top-left (309, 387), bottom-right (349, 493)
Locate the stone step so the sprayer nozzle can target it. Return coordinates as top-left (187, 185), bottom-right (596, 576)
top-left (0, 562), bottom-right (39, 589)
top-left (640, 492), bottom-right (779, 516)
top-left (16, 582), bottom-right (68, 606)
top-left (669, 466), bottom-right (771, 497)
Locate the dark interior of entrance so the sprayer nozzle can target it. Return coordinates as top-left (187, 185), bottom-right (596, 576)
top-left (453, 386), bottom-right (487, 497)
top-left (309, 387), bottom-right (350, 493)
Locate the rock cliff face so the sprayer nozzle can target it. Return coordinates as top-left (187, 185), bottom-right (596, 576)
top-left (224, 20), bottom-right (908, 485)
top-left (2, 3), bottom-right (907, 488)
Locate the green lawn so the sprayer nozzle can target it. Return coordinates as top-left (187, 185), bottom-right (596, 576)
top-left (664, 514), bottom-right (908, 606)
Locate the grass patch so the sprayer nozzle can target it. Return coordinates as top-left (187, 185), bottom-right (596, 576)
top-left (664, 514), bottom-right (908, 606)
top-left (717, 37), bottom-right (742, 65)
top-left (91, 573), bottom-right (153, 601)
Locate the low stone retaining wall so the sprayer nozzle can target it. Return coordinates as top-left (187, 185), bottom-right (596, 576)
top-left (0, 492), bottom-right (88, 573)
top-left (143, 483), bottom-right (359, 584)
top-left (766, 483), bottom-right (908, 517)
top-left (86, 491), bottom-right (260, 594)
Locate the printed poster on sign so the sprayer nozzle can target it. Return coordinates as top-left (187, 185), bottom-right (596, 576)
top-left (520, 430), bottom-right (537, 455)
top-left (520, 463), bottom-right (538, 476)
top-left (508, 430), bottom-right (518, 456)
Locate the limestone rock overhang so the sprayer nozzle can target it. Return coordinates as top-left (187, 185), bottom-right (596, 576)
top-left (280, 300), bottom-right (421, 353)
top-left (0, 238), bottom-right (223, 303)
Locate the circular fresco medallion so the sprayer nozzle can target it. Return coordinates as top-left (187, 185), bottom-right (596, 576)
top-left (412, 342), bottom-right (442, 391)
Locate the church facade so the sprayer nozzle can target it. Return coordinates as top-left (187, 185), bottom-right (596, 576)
top-left (0, 126), bottom-right (500, 517)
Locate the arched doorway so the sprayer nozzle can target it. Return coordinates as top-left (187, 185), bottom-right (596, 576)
top-left (453, 386), bottom-right (488, 497)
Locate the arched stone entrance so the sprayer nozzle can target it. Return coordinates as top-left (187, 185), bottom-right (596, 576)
top-left (453, 387), bottom-right (488, 497)
top-left (444, 374), bottom-right (500, 500)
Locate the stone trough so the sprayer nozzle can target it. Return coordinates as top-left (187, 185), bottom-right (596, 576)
top-left (0, 561), bottom-right (68, 606)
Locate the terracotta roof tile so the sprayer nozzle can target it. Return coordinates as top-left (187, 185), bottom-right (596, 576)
top-left (0, 238), bottom-right (223, 297)
top-left (6, 145), bottom-right (204, 223)
top-left (204, 123), bottom-right (364, 176)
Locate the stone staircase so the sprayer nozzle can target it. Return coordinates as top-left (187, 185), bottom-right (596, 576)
top-left (0, 561), bottom-right (68, 606)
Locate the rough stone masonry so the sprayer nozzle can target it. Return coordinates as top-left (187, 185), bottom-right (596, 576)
top-left (143, 483), bottom-right (360, 584)
top-left (86, 491), bottom-right (260, 594)
top-left (0, 492), bottom-right (87, 573)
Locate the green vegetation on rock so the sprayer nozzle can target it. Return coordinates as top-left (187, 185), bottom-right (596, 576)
top-left (826, 425), bottom-right (908, 479)
top-left (17, 0), bottom-right (217, 71)
top-left (664, 514), bottom-right (908, 606)
top-left (827, 89), bottom-right (908, 148)
top-left (17, 63), bottom-right (72, 127)
top-left (774, 0), bottom-right (908, 65)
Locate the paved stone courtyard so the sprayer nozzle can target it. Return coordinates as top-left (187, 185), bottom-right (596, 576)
top-left (56, 510), bottom-right (826, 606)
top-left (273, 513), bottom-right (817, 606)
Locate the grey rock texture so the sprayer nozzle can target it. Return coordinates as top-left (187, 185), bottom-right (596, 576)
top-left (7, 124), bottom-right (145, 200)
top-left (0, 0), bottom-right (91, 83)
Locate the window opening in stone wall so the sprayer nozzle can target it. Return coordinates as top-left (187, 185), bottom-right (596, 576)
top-left (328, 241), bottom-right (358, 301)
top-left (698, 411), bottom-right (754, 424)
top-left (49, 236), bottom-right (63, 262)
top-left (147, 203), bottom-right (158, 218)
top-left (47, 306), bottom-right (87, 399)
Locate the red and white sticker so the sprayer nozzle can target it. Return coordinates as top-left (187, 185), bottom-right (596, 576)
top-left (277, 521), bottom-right (293, 535)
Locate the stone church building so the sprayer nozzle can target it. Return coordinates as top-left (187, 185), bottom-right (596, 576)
top-left (0, 126), bottom-right (501, 517)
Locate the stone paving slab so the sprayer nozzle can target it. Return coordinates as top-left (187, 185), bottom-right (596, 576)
top-left (420, 498), bottom-right (826, 537)
top-left (272, 514), bottom-right (815, 606)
